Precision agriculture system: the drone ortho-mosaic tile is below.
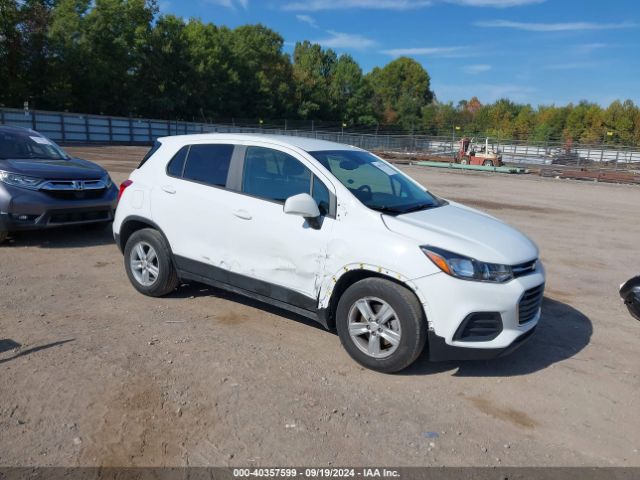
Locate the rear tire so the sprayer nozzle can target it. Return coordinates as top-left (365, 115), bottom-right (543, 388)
top-left (336, 278), bottom-right (427, 373)
top-left (460, 158), bottom-right (469, 165)
top-left (0, 230), bottom-right (7, 244)
top-left (124, 228), bottom-right (178, 297)
top-left (483, 160), bottom-right (494, 167)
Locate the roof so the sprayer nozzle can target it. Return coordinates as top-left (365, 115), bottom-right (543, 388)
top-left (157, 133), bottom-right (360, 152)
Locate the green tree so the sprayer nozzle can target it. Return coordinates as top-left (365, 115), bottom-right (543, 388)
top-left (292, 41), bottom-right (336, 119)
top-left (367, 57), bottom-right (434, 130)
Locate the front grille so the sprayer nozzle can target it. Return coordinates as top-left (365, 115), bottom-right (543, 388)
top-left (44, 189), bottom-right (106, 200)
top-left (49, 209), bottom-right (110, 224)
top-left (519, 283), bottom-right (545, 324)
top-left (453, 312), bottom-right (503, 342)
top-left (512, 259), bottom-right (538, 278)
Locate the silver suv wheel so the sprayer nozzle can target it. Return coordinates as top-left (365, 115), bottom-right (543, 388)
top-left (129, 241), bottom-right (159, 286)
top-left (348, 296), bottom-right (402, 359)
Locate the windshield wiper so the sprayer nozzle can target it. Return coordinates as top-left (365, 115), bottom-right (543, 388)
top-left (369, 205), bottom-right (405, 215)
top-left (400, 203), bottom-right (436, 214)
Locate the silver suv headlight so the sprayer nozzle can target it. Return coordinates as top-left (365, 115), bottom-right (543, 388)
top-left (421, 246), bottom-right (514, 283)
top-left (0, 170), bottom-right (44, 190)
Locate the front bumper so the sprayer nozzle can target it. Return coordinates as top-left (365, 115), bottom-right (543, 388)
top-left (0, 183), bottom-right (118, 231)
top-left (412, 264), bottom-right (545, 361)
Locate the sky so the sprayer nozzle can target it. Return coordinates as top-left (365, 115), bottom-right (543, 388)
top-left (160, 0), bottom-right (640, 106)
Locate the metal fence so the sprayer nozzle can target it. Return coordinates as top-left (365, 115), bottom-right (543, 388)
top-left (2, 107), bottom-right (639, 170)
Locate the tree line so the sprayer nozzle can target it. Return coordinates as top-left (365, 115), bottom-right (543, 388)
top-left (2, 0), bottom-right (639, 145)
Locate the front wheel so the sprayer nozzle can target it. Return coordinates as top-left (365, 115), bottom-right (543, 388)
top-left (124, 228), bottom-right (179, 297)
top-left (336, 278), bottom-right (427, 373)
top-left (483, 160), bottom-right (494, 167)
top-left (0, 230), bottom-right (7, 244)
top-left (460, 157), bottom-right (469, 165)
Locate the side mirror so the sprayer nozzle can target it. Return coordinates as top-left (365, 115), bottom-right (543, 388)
top-left (284, 193), bottom-right (320, 219)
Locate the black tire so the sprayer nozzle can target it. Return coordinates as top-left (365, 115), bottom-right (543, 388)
top-left (460, 158), bottom-right (469, 165)
top-left (336, 278), bottom-right (427, 373)
top-left (483, 160), bottom-right (494, 167)
top-left (0, 230), bottom-right (7, 244)
top-left (123, 228), bottom-right (179, 297)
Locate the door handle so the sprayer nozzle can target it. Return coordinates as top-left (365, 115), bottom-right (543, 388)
top-left (233, 209), bottom-right (252, 220)
top-left (161, 185), bottom-right (176, 194)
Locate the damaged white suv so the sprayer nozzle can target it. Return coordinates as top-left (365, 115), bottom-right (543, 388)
top-left (114, 134), bottom-right (545, 372)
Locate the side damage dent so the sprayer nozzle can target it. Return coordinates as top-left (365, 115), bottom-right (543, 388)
top-left (318, 262), bottom-right (435, 330)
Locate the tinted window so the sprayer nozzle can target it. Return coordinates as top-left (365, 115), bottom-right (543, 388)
top-left (242, 147), bottom-right (311, 202)
top-left (166, 146), bottom-right (188, 177)
top-left (312, 176), bottom-right (330, 216)
top-left (183, 144), bottom-right (234, 187)
top-left (310, 150), bottom-right (441, 215)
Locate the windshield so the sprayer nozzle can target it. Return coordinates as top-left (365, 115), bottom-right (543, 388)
top-left (0, 130), bottom-right (70, 160)
top-left (309, 149), bottom-right (442, 215)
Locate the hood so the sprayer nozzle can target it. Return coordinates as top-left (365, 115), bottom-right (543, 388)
top-left (0, 157), bottom-right (105, 180)
top-left (382, 202), bottom-right (538, 265)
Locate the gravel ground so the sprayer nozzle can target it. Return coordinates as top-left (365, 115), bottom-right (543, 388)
top-left (0, 145), bottom-right (639, 467)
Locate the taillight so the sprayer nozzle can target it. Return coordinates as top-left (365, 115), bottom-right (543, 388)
top-left (118, 179), bottom-right (133, 202)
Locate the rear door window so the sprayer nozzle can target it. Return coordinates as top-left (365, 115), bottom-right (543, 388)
top-left (182, 144), bottom-right (234, 187)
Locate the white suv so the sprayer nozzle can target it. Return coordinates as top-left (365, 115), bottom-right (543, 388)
top-left (114, 134), bottom-right (545, 372)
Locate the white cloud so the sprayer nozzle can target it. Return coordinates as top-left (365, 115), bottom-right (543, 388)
top-left (543, 62), bottom-right (598, 71)
top-left (574, 43), bottom-right (608, 54)
top-left (283, 0), bottom-right (432, 11)
top-left (444, 0), bottom-right (544, 6)
top-left (296, 14), bottom-right (319, 28)
top-left (205, 0), bottom-right (248, 9)
top-left (463, 64), bottom-right (492, 74)
top-left (313, 30), bottom-right (377, 50)
top-left (380, 46), bottom-right (470, 57)
top-left (474, 20), bottom-right (638, 31)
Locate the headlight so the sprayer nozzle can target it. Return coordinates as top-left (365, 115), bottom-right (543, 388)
top-left (0, 170), bottom-right (44, 190)
top-left (421, 246), bottom-right (514, 283)
top-left (101, 173), bottom-right (113, 188)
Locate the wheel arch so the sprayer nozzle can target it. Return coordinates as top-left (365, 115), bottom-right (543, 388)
top-left (318, 266), bottom-right (428, 331)
top-left (118, 215), bottom-right (173, 258)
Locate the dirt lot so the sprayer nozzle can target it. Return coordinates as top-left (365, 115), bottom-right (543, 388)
top-left (1, 145), bottom-right (639, 467)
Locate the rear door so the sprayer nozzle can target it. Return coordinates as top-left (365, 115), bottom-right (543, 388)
top-left (150, 142), bottom-right (238, 267)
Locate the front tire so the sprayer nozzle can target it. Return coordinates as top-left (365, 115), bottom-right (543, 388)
top-left (124, 228), bottom-right (178, 297)
top-left (483, 160), bottom-right (494, 167)
top-left (0, 230), bottom-right (7, 244)
top-left (336, 278), bottom-right (427, 373)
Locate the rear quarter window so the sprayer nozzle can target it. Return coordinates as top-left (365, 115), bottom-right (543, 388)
top-left (138, 141), bottom-right (161, 168)
top-left (166, 146), bottom-right (189, 177)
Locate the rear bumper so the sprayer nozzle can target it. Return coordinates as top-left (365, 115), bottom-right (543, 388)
top-left (0, 183), bottom-right (117, 231)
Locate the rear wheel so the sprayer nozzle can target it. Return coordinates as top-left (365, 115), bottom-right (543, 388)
top-left (460, 157), bottom-right (469, 165)
top-left (0, 230), bottom-right (7, 244)
top-left (483, 160), bottom-right (494, 167)
top-left (336, 278), bottom-right (427, 373)
top-left (124, 228), bottom-right (178, 297)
